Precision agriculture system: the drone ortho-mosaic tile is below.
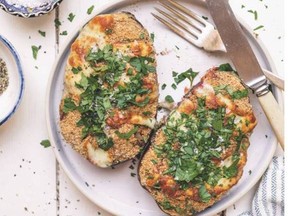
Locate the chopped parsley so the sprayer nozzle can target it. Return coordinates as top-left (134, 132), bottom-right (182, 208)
top-left (173, 68), bottom-right (198, 86)
top-left (218, 63), bottom-right (234, 72)
top-left (32, 45), bottom-right (41, 60)
top-left (87, 5), bottom-right (94, 15)
top-left (71, 66), bottom-right (82, 74)
top-left (154, 97), bottom-right (244, 191)
top-left (150, 33), bottom-right (155, 42)
top-left (68, 12), bottom-right (75, 22)
top-left (161, 83), bottom-right (167, 90)
top-left (253, 25), bottom-right (264, 31)
top-left (199, 185), bottom-right (211, 203)
top-left (40, 140), bottom-right (51, 148)
top-left (115, 126), bottom-right (139, 140)
top-left (54, 18), bottom-right (61, 28)
top-left (63, 44), bottom-right (156, 151)
top-left (165, 95), bottom-right (174, 103)
top-left (248, 10), bottom-right (258, 20)
top-left (60, 31), bottom-right (68, 36)
top-left (38, 30), bottom-right (46, 37)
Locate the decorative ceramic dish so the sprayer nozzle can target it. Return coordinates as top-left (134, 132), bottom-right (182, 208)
top-left (46, 0), bottom-right (280, 215)
top-left (0, 35), bottom-right (24, 125)
top-left (0, 0), bottom-right (62, 18)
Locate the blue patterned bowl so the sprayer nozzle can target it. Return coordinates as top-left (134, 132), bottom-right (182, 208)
top-left (0, 35), bottom-right (24, 125)
top-left (0, 0), bottom-right (62, 18)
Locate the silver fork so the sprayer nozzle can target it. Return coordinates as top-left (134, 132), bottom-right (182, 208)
top-left (152, 0), bottom-right (284, 90)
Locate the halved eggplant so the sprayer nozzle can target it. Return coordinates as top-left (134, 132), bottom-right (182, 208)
top-left (138, 66), bottom-right (257, 215)
top-left (59, 12), bottom-right (158, 168)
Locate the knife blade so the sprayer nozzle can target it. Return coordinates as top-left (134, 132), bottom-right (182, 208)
top-left (206, 0), bottom-right (284, 149)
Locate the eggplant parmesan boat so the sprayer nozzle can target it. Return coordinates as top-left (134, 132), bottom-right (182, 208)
top-left (59, 13), bottom-right (158, 168)
top-left (138, 66), bottom-right (257, 215)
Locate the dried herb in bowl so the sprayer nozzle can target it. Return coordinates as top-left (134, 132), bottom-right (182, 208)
top-left (0, 58), bottom-right (9, 95)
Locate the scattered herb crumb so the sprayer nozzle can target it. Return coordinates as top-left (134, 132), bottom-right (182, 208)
top-left (175, 45), bottom-right (179, 50)
top-left (165, 95), bottom-right (174, 103)
top-left (68, 12), bottom-right (75, 22)
top-left (150, 33), bottom-right (155, 42)
top-left (60, 31), bottom-right (68, 36)
top-left (35, 66), bottom-right (38, 69)
top-left (85, 182), bottom-right (89, 187)
top-left (32, 45), bottom-right (41, 60)
top-left (253, 25), bottom-right (264, 31)
top-left (131, 172), bottom-right (136, 177)
top-left (249, 170), bottom-right (252, 175)
top-left (87, 5), bottom-right (94, 15)
top-left (54, 18), bottom-right (61, 28)
top-left (38, 30), bottom-right (46, 37)
top-left (40, 139), bottom-right (51, 148)
top-left (129, 165), bottom-right (134, 170)
top-left (241, 5), bottom-right (245, 9)
top-left (202, 16), bottom-right (208, 20)
top-left (171, 83), bottom-right (177, 90)
top-left (248, 10), bottom-right (258, 20)
top-left (161, 83), bottom-right (167, 90)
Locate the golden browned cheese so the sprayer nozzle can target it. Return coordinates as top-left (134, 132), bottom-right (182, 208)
top-left (60, 13), bottom-right (158, 168)
top-left (138, 67), bottom-right (256, 215)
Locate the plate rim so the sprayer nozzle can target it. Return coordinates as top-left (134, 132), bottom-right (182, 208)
top-left (0, 35), bottom-right (24, 126)
top-left (45, 0), bottom-right (280, 215)
top-left (0, 0), bottom-right (62, 18)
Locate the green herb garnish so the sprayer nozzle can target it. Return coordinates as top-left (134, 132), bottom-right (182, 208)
top-left (63, 98), bottom-right (77, 113)
top-left (60, 31), bottom-right (68, 36)
top-left (254, 25), bottom-right (264, 31)
top-left (115, 126), bottom-right (139, 140)
top-left (40, 139), bottom-right (51, 148)
top-left (68, 13), bottom-right (75, 22)
top-left (71, 66), bottom-right (82, 74)
top-left (165, 95), bottom-right (174, 103)
top-left (218, 63), bottom-right (234, 72)
top-left (54, 18), bottom-right (61, 28)
top-left (38, 30), bottom-right (46, 37)
top-left (199, 185), bottom-right (211, 203)
top-left (32, 45), bottom-right (41, 60)
top-left (173, 68), bottom-right (198, 86)
top-left (87, 5), bottom-right (94, 15)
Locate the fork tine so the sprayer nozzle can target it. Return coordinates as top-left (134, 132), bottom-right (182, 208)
top-left (154, 7), bottom-right (199, 39)
top-left (159, 1), bottom-right (202, 32)
top-left (151, 13), bottom-right (199, 46)
top-left (165, 0), bottom-right (206, 26)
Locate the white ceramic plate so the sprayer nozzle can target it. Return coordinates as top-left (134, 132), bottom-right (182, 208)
top-left (46, 0), bottom-right (279, 215)
top-left (0, 35), bottom-right (24, 126)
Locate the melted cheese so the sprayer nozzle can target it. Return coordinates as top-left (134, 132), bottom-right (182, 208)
top-left (130, 115), bottom-right (156, 129)
top-left (87, 143), bottom-right (112, 168)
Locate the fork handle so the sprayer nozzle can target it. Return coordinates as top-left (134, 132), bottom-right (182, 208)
top-left (258, 91), bottom-right (284, 150)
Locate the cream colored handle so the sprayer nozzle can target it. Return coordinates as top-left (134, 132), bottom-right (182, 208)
top-left (263, 69), bottom-right (285, 91)
top-left (258, 91), bottom-right (284, 150)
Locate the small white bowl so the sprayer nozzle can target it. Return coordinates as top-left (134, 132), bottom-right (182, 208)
top-left (0, 35), bottom-right (24, 125)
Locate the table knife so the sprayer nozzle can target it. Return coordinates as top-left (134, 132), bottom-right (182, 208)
top-left (206, 0), bottom-right (284, 149)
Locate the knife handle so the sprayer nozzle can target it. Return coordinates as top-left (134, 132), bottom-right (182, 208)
top-left (258, 91), bottom-right (284, 150)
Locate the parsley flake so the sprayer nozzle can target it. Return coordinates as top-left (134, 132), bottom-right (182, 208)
top-left (40, 139), bottom-right (51, 148)
top-left (68, 12), bottom-right (75, 22)
top-left (38, 30), bottom-right (46, 37)
top-left (87, 5), bottom-right (94, 15)
top-left (32, 45), bottom-right (41, 60)
top-left (165, 95), bottom-right (174, 103)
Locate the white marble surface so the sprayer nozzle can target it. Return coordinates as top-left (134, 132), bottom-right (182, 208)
top-left (0, 0), bottom-right (284, 215)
